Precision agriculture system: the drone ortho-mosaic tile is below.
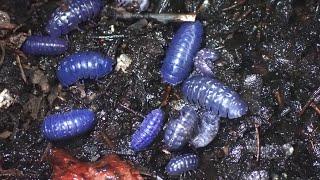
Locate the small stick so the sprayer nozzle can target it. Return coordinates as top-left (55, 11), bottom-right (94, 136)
top-left (0, 44), bottom-right (4, 67)
top-left (111, 10), bottom-right (196, 23)
top-left (222, 0), bottom-right (246, 12)
top-left (254, 123), bottom-right (260, 162)
top-left (299, 86), bottom-right (320, 116)
top-left (0, 23), bottom-right (17, 30)
top-left (119, 103), bottom-right (144, 118)
top-left (15, 55), bottom-right (27, 83)
top-left (40, 143), bottom-right (52, 162)
top-left (237, 8), bottom-right (252, 21)
top-left (90, 34), bottom-right (125, 40)
top-left (97, 131), bottom-right (114, 148)
top-left (274, 89), bottom-right (285, 108)
top-left (310, 102), bottom-right (320, 116)
top-left (161, 85), bottom-right (172, 107)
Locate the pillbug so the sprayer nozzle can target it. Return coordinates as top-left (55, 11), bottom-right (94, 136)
top-left (21, 35), bottom-right (68, 55)
top-left (190, 111), bottom-right (220, 148)
top-left (194, 48), bottom-right (219, 77)
top-left (130, 108), bottom-right (164, 152)
top-left (160, 21), bottom-right (203, 85)
top-left (164, 106), bottom-right (198, 150)
top-left (42, 109), bottom-right (95, 141)
top-left (56, 51), bottom-right (113, 87)
top-left (182, 75), bottom-right (248, 119)
top-left (117, 0), bottom-right (150, 12)
top-left (165, 153), bottom-right (199, 176)
top-left (46, 0), bottom-right (102, 37)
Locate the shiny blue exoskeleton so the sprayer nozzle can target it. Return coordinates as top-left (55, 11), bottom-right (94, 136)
top-left (131, 108), bottom-right (164, 152)
top-left (46, 0), bottom-right (102, 37)
top-left (21, 35), bottom-right (68, 55)
top-left (193, 48), bottom-right (219, 77)
top-left (182, 75), bottom-right (248, 119)
top-left (56, 51), bottom-right (113, 87)
top-left (165, 153), bottom-right (199, 175)
top-left (160, 21), bottom-right (203, 85)
top-left (164, 106), bottom-right (198, 150)
top-left (42, 109), bottom-right (95, 141)
top-left (190, 111), bottom-right (220, 148)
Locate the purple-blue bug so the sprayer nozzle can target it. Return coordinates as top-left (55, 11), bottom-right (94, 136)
top-left (190, 111), bottom-right (220, 148)
top-left (131, 108), bottom-right (164, 152)
top-left (117, 0), bottom-right (150, 12)
top-left (56, 51), bottom-right (113, 87)
top-left (182, 75), bottom-right (248, 119)
top-left (46, 0), bottom-right (102, 37)
top-left (164, 106), bottom-right (198, 150)
top-left (21, 35), bottom-right (68, 55)
top-left (194, 48), bottom-right (219, 77)
top-left (160, 21), bottom-right (203, 85)
top-left (165, 153), bottom-right (199, 175)
top-left (42, 109), bottom-right (95, 141)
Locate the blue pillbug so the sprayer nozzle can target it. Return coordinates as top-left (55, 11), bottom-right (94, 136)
top-left (56, 51), bottom-right (113, 87)
top-left (41, 109), bottom-right (95, 141)
top-left (190, 112), bottom-right (220, 148)
top-left (130, 108), bottom-right (164, 152)
top-left (21, 35), bottom-right (68, 55)
top-left (165, 153), bottom-right (199, 176)
top-left (164, 106), bottom-right (198, 150)
top-left (46, 0), bottom-right (102, 37)
top-left (182, 75), bottom-right (248, 119)
top-left (194, 48), bottom-right (219, 76)
top-left (117, 0), bottom-right (150, 12)
top-left (160, 21), bottom-right (203, 85)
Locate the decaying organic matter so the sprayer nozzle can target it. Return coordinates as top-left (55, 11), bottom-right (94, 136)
top-left (48, 148), bottom-right (143, 180)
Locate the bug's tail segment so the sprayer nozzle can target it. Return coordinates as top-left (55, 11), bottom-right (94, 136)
top-left (227, 98), bottom-right (248, 119)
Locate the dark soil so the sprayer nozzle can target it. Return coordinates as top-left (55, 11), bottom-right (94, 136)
top-left (0, 0), bottom-right (319, 179)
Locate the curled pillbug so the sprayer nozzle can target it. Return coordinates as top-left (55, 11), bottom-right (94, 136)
top-left (131, 108), bottom-right (164, 152)
top-left (160, 21), bottom-right (203, 85)
top-left (194, 48), bottom-right (219, 76)
top-left (164, 106), bottom-right (198, 150)
top-left (165, 153), bottom-right (199, 176)
top-left (190, 112), bottom-right (220, 148)
top-left (182, 75), bottom-right (248, 119)
top-left (42, 109), bottom-right (95, 141)
top-left (46, 0), bottom-right (102, 37)
top-left (57, 51), bottom-right (113, 87)
top-left (117, 0), bottom-right (149, 12)
top-left (21, 35), bottom-right (68, 55)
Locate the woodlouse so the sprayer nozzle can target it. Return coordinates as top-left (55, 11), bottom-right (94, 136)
top-left (21, 35), bottom-right (68, 55)
top-left (117, 0), bottom-right (150, 12)
top-left (182, 75), bottom-right (248, 119)
top-left (190, 111), bottom-right (220, 148)
top-left (56, 51), bottom-right (113, 87)
top-left (165, 153), bottom-right (199, 176)
top-left (160, 21), bottom-right (203, 85)
top-left (130, 108), bottom-right (164, 152)
top-left (194, 48), bottom-right (219, 76)
top-left (42, 109), bottom-right (95, 141)
top-left (164, 106), bottom-right (198, 150)
top-left (46, 0), bottom-right (102, 37)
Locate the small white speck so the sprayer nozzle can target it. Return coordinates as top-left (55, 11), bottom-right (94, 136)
top-left (115, 54), bottom-right (132, 73)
